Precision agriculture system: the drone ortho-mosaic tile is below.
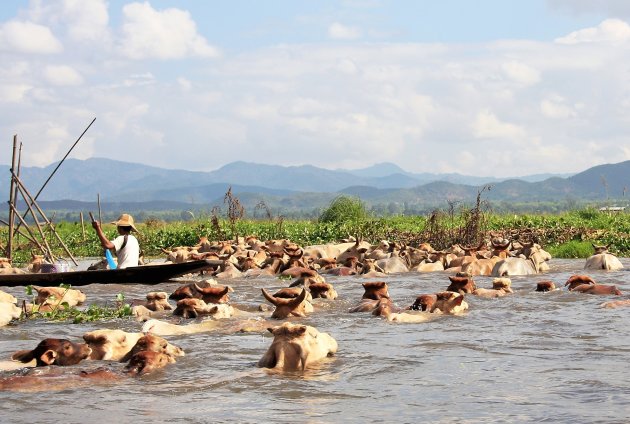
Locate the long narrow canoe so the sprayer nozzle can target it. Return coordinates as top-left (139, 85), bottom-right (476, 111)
top-left (0, 259), bottom-right (218, 287)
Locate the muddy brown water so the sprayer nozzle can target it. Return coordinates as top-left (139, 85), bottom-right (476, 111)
top-left (1, 258), bottom-right (630, 423)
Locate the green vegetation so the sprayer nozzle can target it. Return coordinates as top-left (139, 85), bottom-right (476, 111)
top-left (22, 286), bottom-right (133, 324)
top-left (546, 240), bottom-right (594, 259)
top-left (2, 207), bottom-right (630, 264)
top-left (318, 195), bottom-right (369, 223)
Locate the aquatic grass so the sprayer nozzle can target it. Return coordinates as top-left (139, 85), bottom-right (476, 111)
top-left (22, 286), bottom-right (133, 324)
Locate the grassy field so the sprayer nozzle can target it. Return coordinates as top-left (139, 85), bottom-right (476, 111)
top-left (2, 206), bottom-right (629, 265)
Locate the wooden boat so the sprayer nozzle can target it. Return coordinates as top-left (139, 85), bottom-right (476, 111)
top-left (0, 259), bottom-right (217, 288)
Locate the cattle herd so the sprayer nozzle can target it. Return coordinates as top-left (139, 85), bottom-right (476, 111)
top-left (0, 235), bottom-right (626, 391)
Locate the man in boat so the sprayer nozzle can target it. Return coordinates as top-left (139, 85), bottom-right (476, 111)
top-left (92, 213), bottom-right (140, 269)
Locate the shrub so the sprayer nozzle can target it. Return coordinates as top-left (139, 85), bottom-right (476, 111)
top-left (318, 196), bottom-right (368, 223)
top-left (546, 240), bottom-right (593, 259)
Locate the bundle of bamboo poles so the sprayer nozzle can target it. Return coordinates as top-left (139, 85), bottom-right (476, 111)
top-left (2, 118), bottom-right (96, 266)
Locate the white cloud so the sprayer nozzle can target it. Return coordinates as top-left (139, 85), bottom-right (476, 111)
top-left (2, 4), bottom-right (630, 178)
top-left (177, 77), bottom-right (192, 91)
top-left (555, 18), bottom-right (630, 44)
top-left (120, 2), bottom-right (220, 60)
top-left (0, 84), bottom-right (32, 103)
top-left (328, 22), bottom-right (362, 40)
top-left (472, 110), bottom-right (526, 139)
top-left (43, 65), bottom-right (84, 86)
top-left (502, 61), bottom-right (540, 85)
top-left (540, 95), bottom-right (576, 119)
top-left (0, 20), bottom-right (63, 54)
top-left (334, 58), bottom-right (359, 74)
top-left (27, 0), bottom-right (110, 44)
top-left (121, 73), bottom-right (156, 88)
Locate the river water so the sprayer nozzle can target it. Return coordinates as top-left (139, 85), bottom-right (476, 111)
top-left (1, 258), bottom-right (630, 423)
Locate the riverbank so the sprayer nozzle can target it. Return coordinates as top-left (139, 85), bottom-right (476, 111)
top-left (2, 208), bottom-right (629, 264)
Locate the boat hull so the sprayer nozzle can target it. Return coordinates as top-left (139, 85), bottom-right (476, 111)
top-left (0, 260), bottom-right (217, 287)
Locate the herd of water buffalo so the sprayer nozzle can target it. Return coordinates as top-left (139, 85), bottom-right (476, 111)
top-left (0, 235), bottom-right (626, 391)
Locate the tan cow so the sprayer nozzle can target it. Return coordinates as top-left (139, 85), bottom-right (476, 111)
top-left (601, 299), bottom-right (630, 309)
top-left (1, 300), bottom-right (21, 327)
top-left (359, 259), bottom-right (387, 277)
top-left (384, 310), bottom-right (436, 323)
top-left (82, 329), bottom-right (144, 361)
top-left (472, 278), bottom-right (514, 298)
top-left (432, 291), bottom-right (469, 314)
top-left (131, 291), bottom-right (173, 311)
top-left (386, 292), bottom-right (467, 323)
top-left (257, 322), bottom-right (337, 371)
top-left (173, 298), bottom-right (235, 319)
top-left (584, 244), bottom-right (624, 271)
top-left (0, 289), bottom-right (17, 304)
top-left (32, 286), bottom-right (86, 308)
top-left (26, 254), bottom-right (47, 273)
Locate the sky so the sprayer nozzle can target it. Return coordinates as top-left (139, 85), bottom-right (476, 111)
top-left (1, 0), bottom-right (630, 178)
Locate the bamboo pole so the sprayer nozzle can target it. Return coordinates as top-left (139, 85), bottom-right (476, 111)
top-left (80, 212), bottom-right (86, 241)
top-left (97, 193), bottom-right (102, 223)
top-left (0, 219), bottom-right (38, 244)
top-left (34, 117), bottom-right (96, 200)
top-left (11, 172), bottom-right (78, 266)
top-left (12, 179), bottom-right (56, 263)
top-left (13, 142), bottom-right (22, 251)
top-left (6, 136), bottom-right (18, 261)
top-left (8, 203), bottom-right (50, 260)
top-left (14, 117), bottom-right (96, 233)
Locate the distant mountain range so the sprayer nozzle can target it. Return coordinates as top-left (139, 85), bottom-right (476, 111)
top-left (0, 158), bottom-right (627, 215)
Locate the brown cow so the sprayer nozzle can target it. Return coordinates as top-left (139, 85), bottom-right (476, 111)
top-left (536, 281), bottom-right (556, 292)
top-left (0, 350), bottom-right (175, 392)
top-left (257, 322), bottom-right (337, 371)
top-left (446, 275), bottom-right (477, 294)
top-left (169, 280), bottom-right (231, 302)
top-left (361, 282), bottom-right (390, 300)
top-left (273, 286), bottom-right (314, 303)
top-left (571, 284), bottom-right (622, 296)
top-left (565, 275), bottom-right (596, 291)
top-left (308, 282), bottom-right (338, 300)
top-left (124, 351), bottom-right (175, 376)
top-left (261, 288), bottom-right (311, 319)
top-left (120, 334), bottom-right (185, 362)
top-left (408, 294), bottom-right (437, 312)
top-left (12, 339), bottom-right (92, 366)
